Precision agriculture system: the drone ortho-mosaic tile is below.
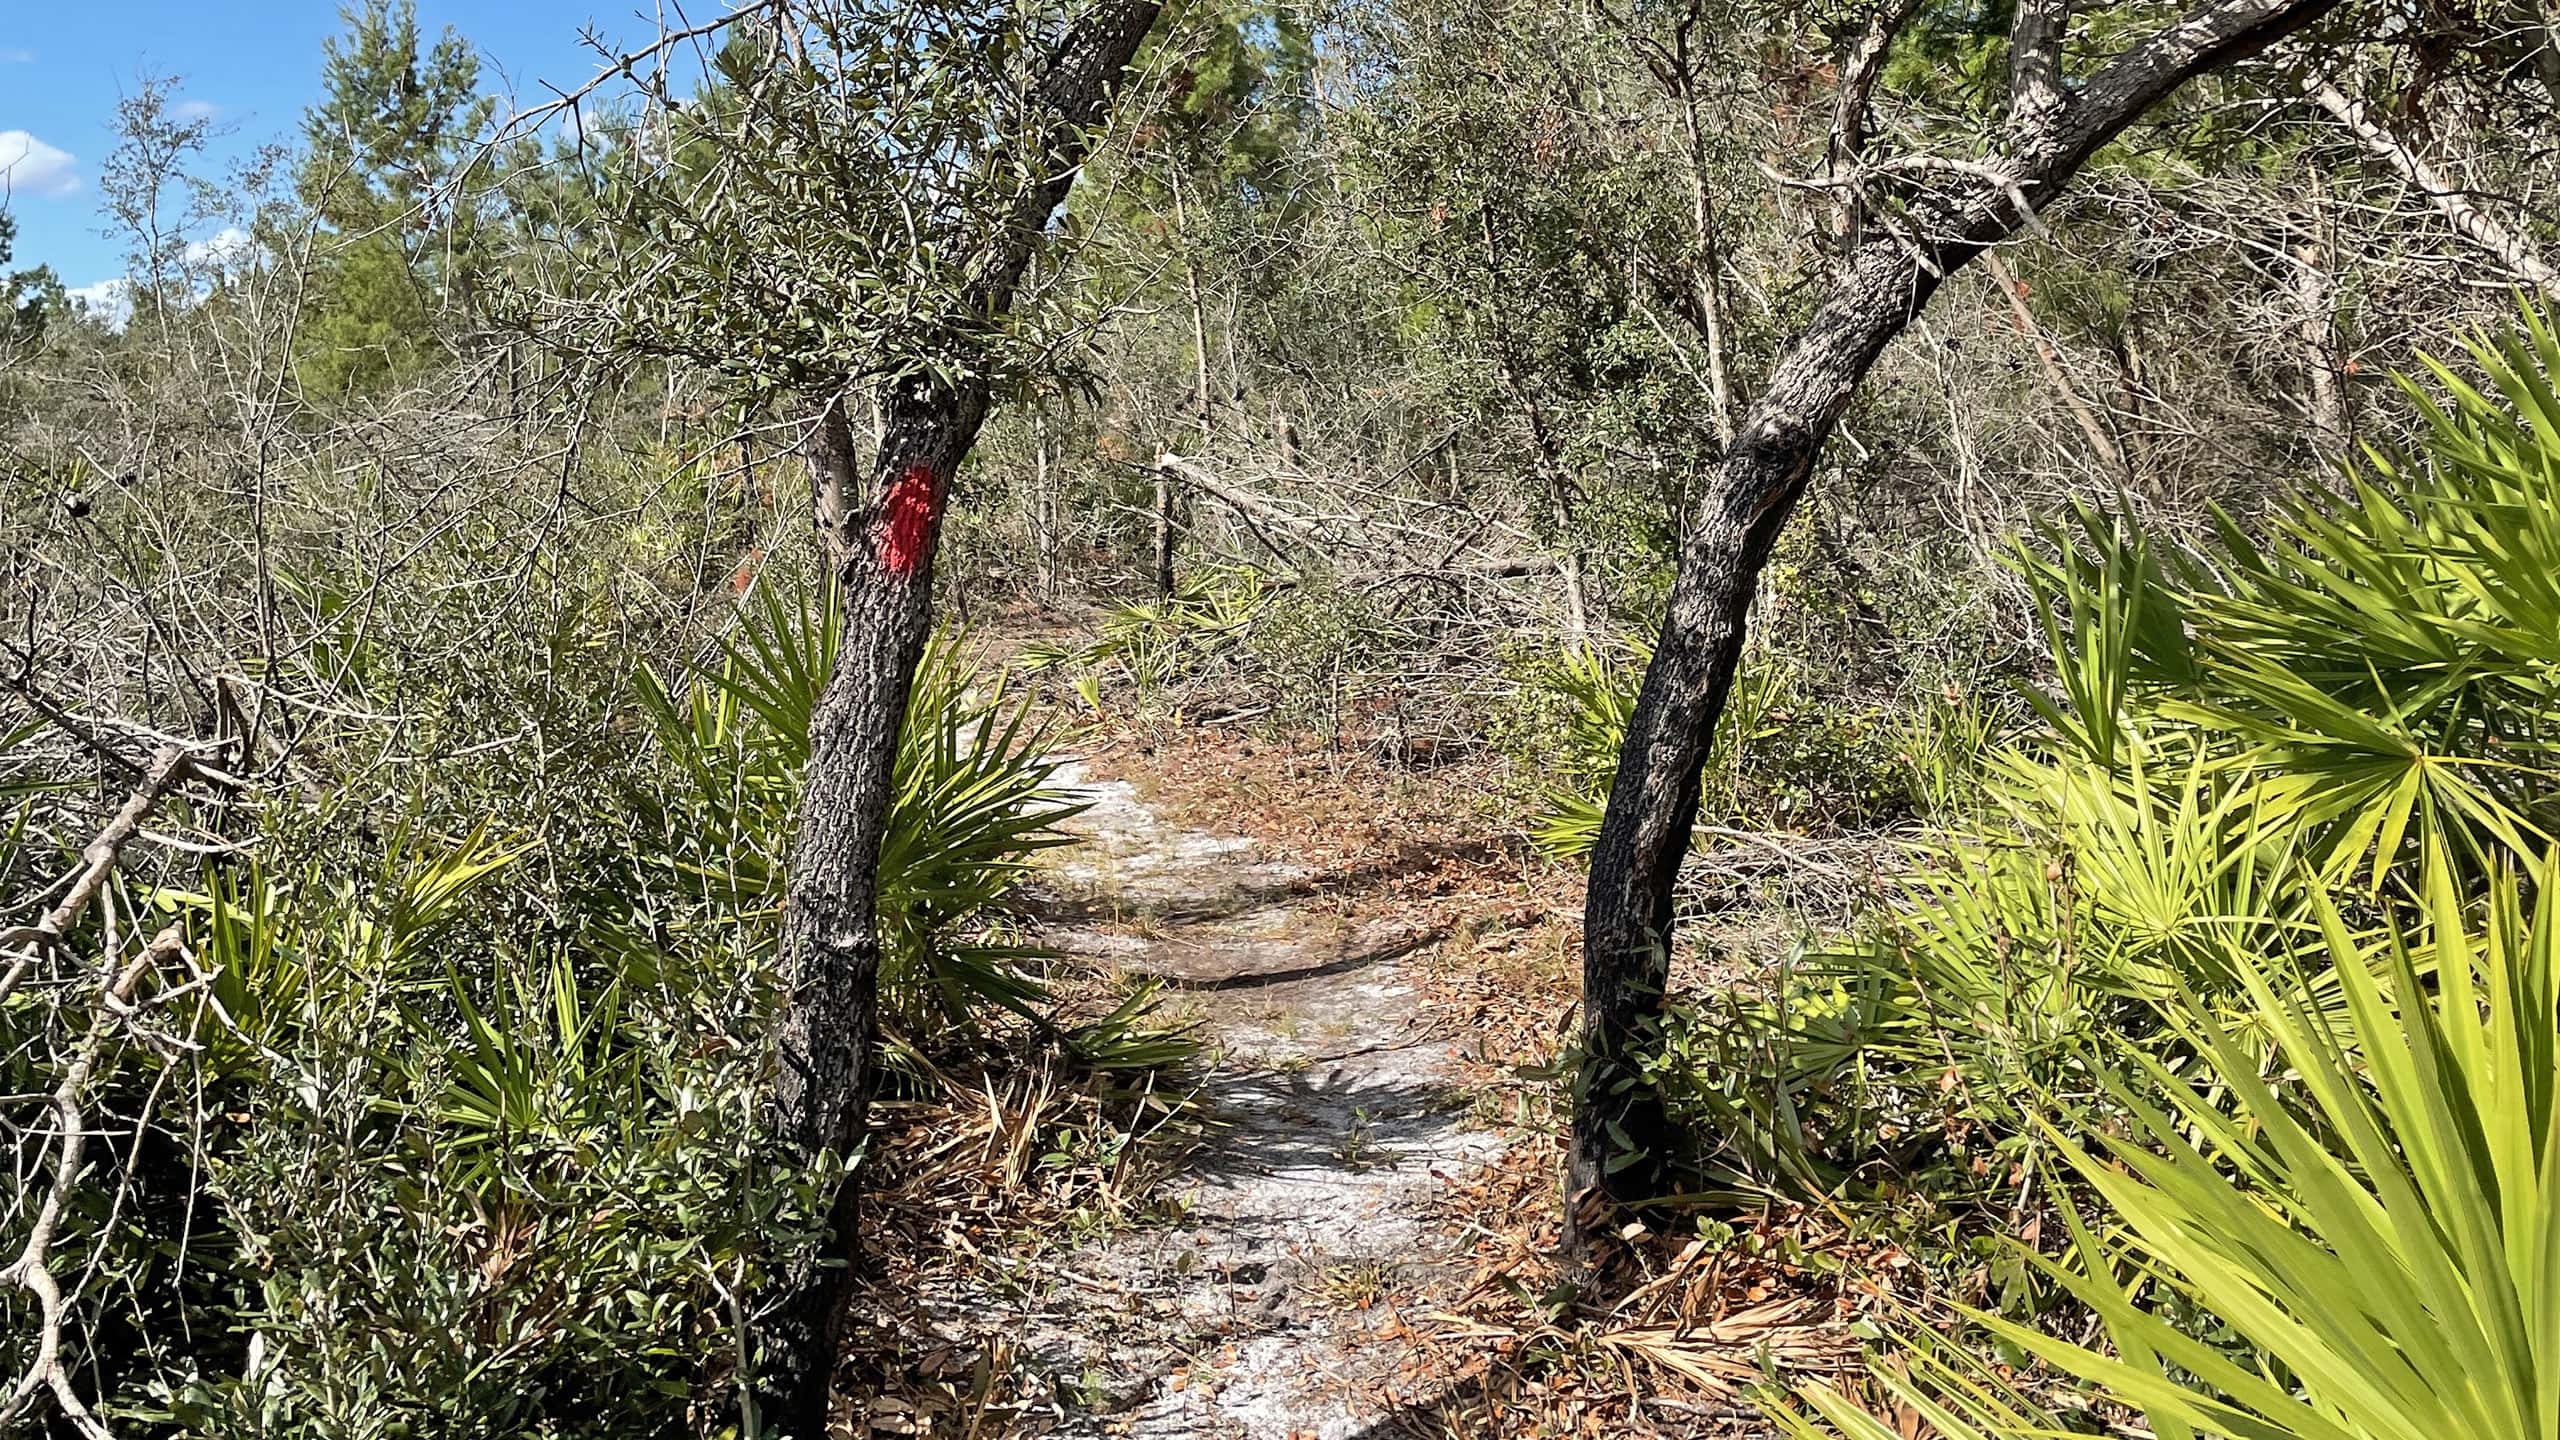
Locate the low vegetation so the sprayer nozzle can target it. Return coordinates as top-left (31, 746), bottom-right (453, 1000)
top-left (6, 0), bottom-right (2558, 1434)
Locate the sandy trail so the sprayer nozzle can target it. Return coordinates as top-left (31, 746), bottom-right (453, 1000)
top-left (1001, 756), bottom-right (1505, 1438)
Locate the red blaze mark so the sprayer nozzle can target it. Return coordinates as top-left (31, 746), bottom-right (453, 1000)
top-left (876, 463), bottom-right (943, 576)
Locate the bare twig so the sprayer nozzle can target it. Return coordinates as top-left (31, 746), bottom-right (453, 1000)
top-left (2302, 76), bottom-right (2560, 298)
top-left (0, 923), bottom-right (190, 1439)
top-left (0, 746), bottom-right (207, 1008)
top-left (1979, 249), bottom-right (2129, 476)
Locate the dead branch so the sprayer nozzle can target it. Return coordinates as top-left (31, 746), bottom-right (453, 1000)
top-left (0, 746), bottom-right (209, 1008)
top-left (501, 1), bottom-right (791, 140)
top-left (2303, 76), bottom-right (2560, 299)
top-left (1, 669), bottom-right (146, 783)
top-left (1979, 249), bottom-right (2130, 476)
top-left (0, 922), bottom-right (190, 1439)
top-left (1153, 453), bottom-right (1563, 588)
top-left (0, 747), bottom-right (226, 1434)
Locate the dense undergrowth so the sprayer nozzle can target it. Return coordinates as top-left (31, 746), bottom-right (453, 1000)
top-left (21, 286), bottom-right (2539, 1434)
top-left (0, 527), bottom-right (1191, 1433)
top-left (1698, 306), bottom-right (2560, 1432)
top-left (997, 302), bottom-right (2560, 1438)
top-left (5, 1), bottom-right (2556, 1430)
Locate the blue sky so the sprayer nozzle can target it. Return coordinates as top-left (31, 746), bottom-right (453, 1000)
top-left (2, 1), bottom-right (651, 294)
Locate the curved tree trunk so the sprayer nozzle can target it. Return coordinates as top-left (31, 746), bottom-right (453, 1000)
top-left (1566, 0), bottom-right (2341, 1250)
top-left (1570, 244), bottom-right (1951, 1237)
top-left (751, 4), bottom-right (1164, 1430)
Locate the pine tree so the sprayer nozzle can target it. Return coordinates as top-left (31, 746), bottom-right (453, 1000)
top-left (295, 0), bottom-right (493, 396)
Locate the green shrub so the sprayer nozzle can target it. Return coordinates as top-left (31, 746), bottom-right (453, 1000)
top-left (5, 567), bottom-right (1167, 1436)
top-left (142, 813), bottom-right (830, 1438)
top-left (1514, 637), bottom-right (1906, 859)
top-left (1017, 563), bottom-right (1278, 691)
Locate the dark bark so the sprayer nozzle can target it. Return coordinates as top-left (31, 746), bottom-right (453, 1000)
top-left (2007, 0), bottom-right (2072, 127)
top-left (1153, 469), bottom-right (1180, 596)
top-left (751, 4), bottom-right (1162, 1431)
top-left (1566, 0), bottom-right (2341, 1250)
top-left (1822, 0), bottom-right (1926, 250)
top-left (755, 386), bottom-right (979, 1431)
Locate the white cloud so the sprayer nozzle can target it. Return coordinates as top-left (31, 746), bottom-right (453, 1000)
top-left (67, 278), bottom-right (130, 329)
top-left (0, 131), bottom-right (77, 198)
top-left (186, 226), bottom-right (252, 268)
top-left (173, 99), bottom-right (220, 122)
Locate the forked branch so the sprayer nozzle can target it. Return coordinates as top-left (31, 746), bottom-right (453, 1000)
top-left (0, 744), bottom-right (226, 1434)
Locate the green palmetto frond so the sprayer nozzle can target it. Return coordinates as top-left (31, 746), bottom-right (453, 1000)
top-left (1526, 637), bottom-right (1790, 859)
top-left (1786, 847), bottom-right (2560, 1440)
top-left (2011, 496), bottom-right (2199, 769)
top-left (2013, 853), bottom-right (2560, 1439)
top-left (183, 866), bottom-right (304, 1080)
top-left (1065, 562), bottom-right (1276, 687)
top-left (1773, 305), bottom-right (2560, 1438)
top-left (1807, 739), bottom-right (2317, 1100)
top-left (1775, 1341), bottom-right (2077, 1440)
top-left (2018, 302), bottom-right (2560, 891)
top-left (157, 817), bottom-right (526, 1070)
top-left (636, 578), bottom-right (1085, 1030)
top-left (713, 576), bottom-right (844, 769)
top-left (421, 946), bottom-right (648, 1193)
top-left (1523, 639), bottom-right (1644, 860)
top-left (374, 815), bottom-right (527, 965)
top-left (876, 634), bottom-right (1086, 1028)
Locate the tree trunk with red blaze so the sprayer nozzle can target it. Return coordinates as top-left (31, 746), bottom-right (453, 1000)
top-left (756, 388), bottom-right (975, 1433)
top-left (752, 4), bottom-right (1163, 1431)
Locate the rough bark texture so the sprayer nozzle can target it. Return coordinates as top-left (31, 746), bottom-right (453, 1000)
top-left (1822, 0), bottom-right (1926, 250)
top-left (757, 388), bottom-right (980, 1431)
top-left (2007, 0), bottom-right (2073, 127)
top-left (1567, 0), bottom-right (2342, 1248)
top-left (752, 3), bottom-right (1163, 1430)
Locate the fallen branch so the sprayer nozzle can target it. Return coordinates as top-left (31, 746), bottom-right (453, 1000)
top-left (1152, 453), bottom-right (1330, 541)
top-left (0, 744), bottom-right (224, 1433)
top-left (0, 922), bottom-right (189, 1439)
top-left (0, 746), bottom-right (211, 1008)
top-left (1, 670), bottom-right (145, 782)
top-left (1152, 452), bottom-right (1561, 586)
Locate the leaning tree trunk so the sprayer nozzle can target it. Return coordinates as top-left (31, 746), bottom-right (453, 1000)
top-left (756, 384), bottom-right (985, 1429)
top-left (751, 4), bottom-right (1164, 1431)
top-left (1566, 0), bottom-right (2341, 1249)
